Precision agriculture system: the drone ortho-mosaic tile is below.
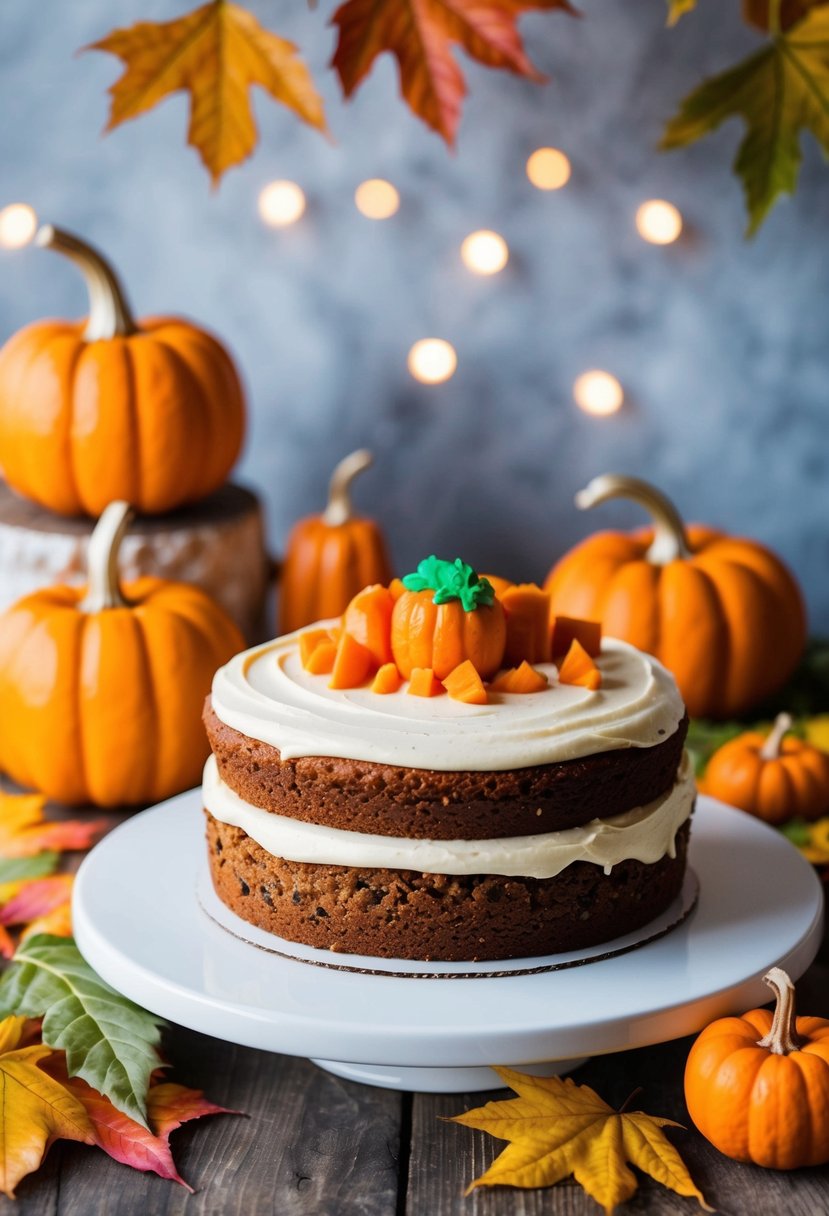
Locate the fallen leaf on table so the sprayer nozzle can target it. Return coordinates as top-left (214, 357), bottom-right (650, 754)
top-left (0, 1014), bottom-right (93, 1198)
top-left (0, 935), bottom-right (165, 1128)
top-left (89, 0), bottom-right (327, 184)
top-left (0, 853), bottom-right (59, 885)
top-left (449, 1069), bottom-right (710, 1214)
top-left (331, 0), bottom-right (576, 145)
top-left (0, 791), bottom-right (106, 858)
top-left (666, 0), bottom-right (696, 24)
top-left (0, 875), bottom-right (74, 959)
top-left (804, 714), bottom-right (829, 752)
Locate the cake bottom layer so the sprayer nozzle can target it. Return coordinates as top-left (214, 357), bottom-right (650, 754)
top-left (205, 812), bottom-right (691, 962)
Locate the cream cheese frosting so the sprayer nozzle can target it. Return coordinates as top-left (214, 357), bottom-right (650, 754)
top-left (210, 628), bottom-right (685, 772)
top-left (203, 751), bottom-right (695, 879)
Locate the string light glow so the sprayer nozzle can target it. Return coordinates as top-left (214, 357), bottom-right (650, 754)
top-left (526, 148), bottom-right (571, 191)
top-left (0, 203), bottom-right (38, 249)
top-left (355, 179), bottom-right (400, 219)
top-left (258, 181), bottom-right (306, 227)
top-left (636, 199), bottom-right (683, 245)
top-left (460, 230), bottom-right (509, 275)
top-left (408, 339), bottom-right (457, 385)
top-left (573, 370), bottom-right (624, 417)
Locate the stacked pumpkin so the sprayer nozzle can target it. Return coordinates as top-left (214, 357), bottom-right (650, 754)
top-left (0, 225), bottom-right (260, 805)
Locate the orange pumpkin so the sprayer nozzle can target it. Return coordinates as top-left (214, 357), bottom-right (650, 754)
top-left (545, 474), bottom-right (806, 719)
top-left (685, 967), bottom-right (829, 1168)
top-left (0, 226), bottom-right (245, 517)
top-left (0, 501), bottom-right (243, 807)
top-left (391, 557), bottom-right (506, 680)
top-left (279, 450), bottom-right (393, 635)
top-left (700, 713), bottom-right (829, 823)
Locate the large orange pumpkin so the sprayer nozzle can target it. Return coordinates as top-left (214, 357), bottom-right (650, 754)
top-left (0, 500), bottom-right (243, 806)
top-left (545, 474), bottom-right (806, 719)
top-left (279, 450), bottom-right (393, 635)
top-left (0, 225), bottom-right (245, 517)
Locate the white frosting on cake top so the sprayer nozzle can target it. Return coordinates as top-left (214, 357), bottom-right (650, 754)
top-left (210, 627), bottom-right (685, 771)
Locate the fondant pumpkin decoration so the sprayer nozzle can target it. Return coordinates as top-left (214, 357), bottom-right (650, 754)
top-left (279, 450), bottom-right (393, 635)
top-left (0, 225), bottom-right (245, 517)
top-left (0, 500), bottom-right (243, 807)
top-left (685, 967), bottom-right (829, 1168)
top-left (391, 556), bottom-right (506, 681)
top-left (700, 713), bottom-right (829, 824)
top-left (545, 474), bottom-right (806, 719)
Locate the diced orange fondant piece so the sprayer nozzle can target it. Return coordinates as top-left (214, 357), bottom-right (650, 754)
top-left (389, 578), bottom-right (406, 601)
top-left (408, 667), bottom-right (443, 697)
top-left (501, 584), bottom-right (552, 665)
top-left (343, 584), bottom-right (395, 666)
top-left (305, 639), bottom-right (338, 675)
top-left (490, 661), bottom-right (549, 694)
top-left (557, 639), bottom-right (602, 690)
top-left (551, 615), bottom-right (602, 659)
top-left (371, 662), bottom-right (403, 695)
top-left (329, 632), bottom-right (375, 689)
top-left (299, 628), bottom-right (332, 669)
top-left (480, 573), bottom-right (514, 599)
top-left (443, 659), bottom-right (488, 705)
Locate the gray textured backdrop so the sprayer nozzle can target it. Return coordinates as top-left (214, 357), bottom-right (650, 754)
top-left (2, 0), bottom-right (828, 630)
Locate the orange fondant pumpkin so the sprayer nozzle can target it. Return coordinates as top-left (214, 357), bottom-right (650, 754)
top-left (545, 474), bottom-right (806, 719)
top-left (279, 450), bottom-right (393, 635)
top-left (700, 713), bottom-right (829, 823)
top-left (0, 501), bottom-right (243, 806)
top-left (685, 968), bottom-right (829, 1168)
top-left (0, 226), bottom-right (245, 517)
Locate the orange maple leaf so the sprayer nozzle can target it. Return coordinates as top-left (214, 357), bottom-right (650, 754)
top-left (0, 876), bottom-right (74, 958)
top-left (89, 0), bottom-right (328, 183)
top-left (0, 792), bottom-right (106, 859)
top-left (331, 0), bottom-right (577, 144)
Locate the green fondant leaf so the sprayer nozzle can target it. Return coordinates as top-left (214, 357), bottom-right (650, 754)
top-left (402, 556), bottom-right (495, 611)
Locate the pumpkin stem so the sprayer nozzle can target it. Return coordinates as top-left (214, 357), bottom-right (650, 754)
top-left (756, 967), bottom-right (803, 1055)
top-left (79, 501), bottom-right (133, 613)
top-left (760, 713), bottom-right (793, 760)
top-left (575, 474), bottom-right (692, 565)
top-left (35, 225), bottom-right (137, 342)
top-left (323, 449), bottom-right (374, 526)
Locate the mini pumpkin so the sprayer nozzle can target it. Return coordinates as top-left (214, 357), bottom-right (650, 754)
top-left (685, 967), bottom-right (829, 1169)
top-left (0, 226), bottom-right (245, 517)
top-left (700, 713), bottom-right (829, 824)
top-left (391, 556), bottom-right (506, 680)
top-left (279, 450), bottom-right (393, 635)
top-left (0, 501), bottom-right (243, 807)
top-left (545, 474), bottom-right (806, 719)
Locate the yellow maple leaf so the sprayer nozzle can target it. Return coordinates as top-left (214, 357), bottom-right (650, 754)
top-left (450, 1069), bottom-right (711, 1214)
top-left (88, 0), bottom-right (328, 183)
top-left (0, 1015), bottom-right (93, 1197)
top-left (804, 714), bottom-right (829, 753)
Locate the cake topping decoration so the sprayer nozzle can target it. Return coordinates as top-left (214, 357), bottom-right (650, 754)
top-left (401, 555), bottom-right (495, 610)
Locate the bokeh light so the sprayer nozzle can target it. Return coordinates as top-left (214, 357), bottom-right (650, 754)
top-left (0, 203), bottom-right (38, 249)
top-left (258, 181), bottom-right (306, 227)
top-left (355, 179), bottom-right (400, 220)
top-left (526, 148), bottom-right (571, 191)
top-left (636, 199), bottom-right (683, 245)
top-left (573, 370), bottom-right (624, 416)
top-left (408, 339), bottom-right (458, 385)
top-left (460, 230), bottom-right (509, 276)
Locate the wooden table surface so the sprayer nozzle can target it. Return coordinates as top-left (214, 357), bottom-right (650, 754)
top-left (1, 813), bottom-right (827, 1216)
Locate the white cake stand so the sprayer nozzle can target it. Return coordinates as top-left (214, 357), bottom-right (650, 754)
top-left (73, 793), bottom-right (824, 1093)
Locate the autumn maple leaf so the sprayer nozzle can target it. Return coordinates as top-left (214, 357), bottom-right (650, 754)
top-left (88, 0), bottom-right (328, 183)
top-left (0, 791), bottom-right (106, 858)
top-left (450, 1068), bottom-right (710, 1214)
top-left (331, 0), bottom-right (577, 145)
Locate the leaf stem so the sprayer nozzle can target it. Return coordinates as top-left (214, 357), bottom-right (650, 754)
top-left (769, 0), bottom-right (782, 36)
top-left (618, 1086), bottom-right (643, 1114)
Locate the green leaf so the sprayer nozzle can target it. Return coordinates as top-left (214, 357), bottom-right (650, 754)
top-left (666, 0), bottom-right (697, 26)
top-left (662, 8), bottom-right (829, 232)
top-left (0, 935), bottom-right (164, 1128)
top-left (0, 852), bottom-right (58, 884)
top-left (402, 556), bottom-right (495, 611)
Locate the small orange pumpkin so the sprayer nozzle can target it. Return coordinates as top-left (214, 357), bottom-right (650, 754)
top-left (700, 713), bottom-right (829, 823)
top-left (279, 450), bottom-right (393, 635)
top-left (545, 474), bottom-right (806, 719)
top-left (0, 501), bottom-right (243, 807)
top-left (391, 557), bottom-right (506, 681)
top-left (0, 226), bottom-right (245, 517)
top-left (685, 967), bottom-right (829, 1169)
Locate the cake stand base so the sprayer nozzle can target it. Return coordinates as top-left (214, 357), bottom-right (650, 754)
top-left (311, 1058), bottom-right (590, 1092)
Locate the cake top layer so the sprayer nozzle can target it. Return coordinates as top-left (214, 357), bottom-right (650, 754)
top-left (210, 629), bottom-right (685, 772)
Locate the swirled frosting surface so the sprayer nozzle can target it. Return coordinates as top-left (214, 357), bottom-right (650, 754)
top-left (210, 628), bottom-right (685, 771)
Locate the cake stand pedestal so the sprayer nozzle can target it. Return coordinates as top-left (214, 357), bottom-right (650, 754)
top-left (73, 793), bottom-right (824, 1093)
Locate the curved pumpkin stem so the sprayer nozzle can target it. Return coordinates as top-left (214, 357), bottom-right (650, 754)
top-left (35, 225), bottom-right (137, 342)
top-left (80, 501), bottom-right (133, 613)
top-left (760, 713), bottom-right (793, 760)
top-left (575, 474), bottom-right (692, 565)
top-left (756, 967), bottom-right (803, 1055)
top-left (322, 450), bottom-right (374, 527)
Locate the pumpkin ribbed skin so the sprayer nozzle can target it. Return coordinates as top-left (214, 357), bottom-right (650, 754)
top-left (0, 316), bottom-right (245, 517)
top-left (391, 590), bottom-right (506, 680)
top-left (546, 523), bottom-right (806, 719)
top-left (0, 577), bottom-right (243, 806)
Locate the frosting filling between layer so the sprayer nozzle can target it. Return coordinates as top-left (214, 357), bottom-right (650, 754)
top-left (203, 751), bottom-right (695, 880)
